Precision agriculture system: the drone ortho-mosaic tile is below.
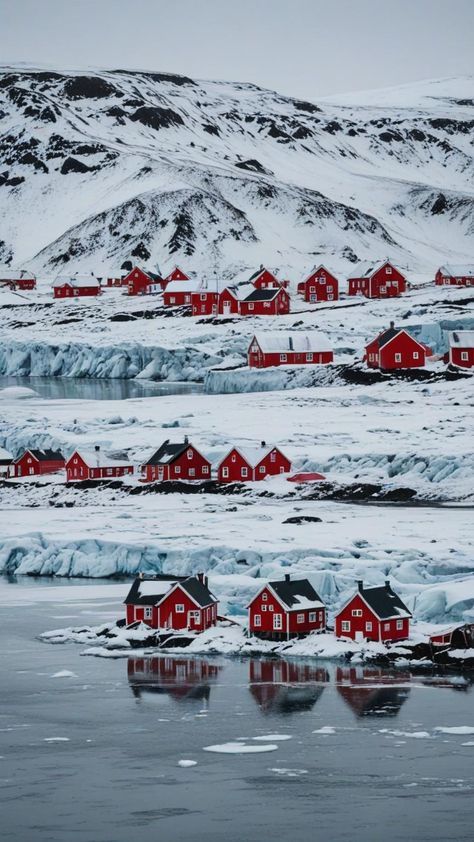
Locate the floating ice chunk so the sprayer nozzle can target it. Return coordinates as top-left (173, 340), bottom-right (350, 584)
top-left (461, 741), bottom-right (474, 746)
top-left (203, 742), bottom-right (278, 754)
top-left (435, 726), bottom-right (474, 735)
top-left (253, 734), bottom-right (292, 741)
top-left (270, 768), bottom-right (308, 777)
top-left (313, 726), bottom-right (336, 735)
top-left (178, 759), bottom-right (197, 767)
top-left (44, 737), bottom-right (70, 742)
top-left (51, 670), bottom-right (77, 678)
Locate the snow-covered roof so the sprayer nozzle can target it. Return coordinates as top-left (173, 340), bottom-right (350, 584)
top-left (226, 445), bottom-right (279, 467)
top-left (252, 332), bottom-right (332, 353)
top-left (94, 266), bottom-right (126, 278)
top-left (0, 446), bottom-right (13, 461)
top-left (301, 264), bottom-right (335, 283)
top-left (53, 276), bottom-right (100, 288)
top-left (449, 330), bottom-right (474, 347)
top-left (138, 579), bottom-right (177, 597)
top-left (439, 265), bottom-right (474, 277)
top-left (69, 449), bottom-right (131, 468)
top-left (347, 260), bottom-right (391, 279)
top-left (165, 279), bottom-right (202, 293)
top-left (0, 267), bottom-right (36, 280)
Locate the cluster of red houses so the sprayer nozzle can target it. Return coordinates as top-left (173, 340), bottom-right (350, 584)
top-left (0, 268), bottom-right (37, 291)
top-left (5, 440), bottom-right (292, 484)
top-left (123, 572), bottom-right (412, 645)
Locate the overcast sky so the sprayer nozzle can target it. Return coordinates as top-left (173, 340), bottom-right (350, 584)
top-left (2, 0), bottom-right (474, 99)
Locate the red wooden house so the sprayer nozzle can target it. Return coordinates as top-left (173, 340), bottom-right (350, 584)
top-left (218, 286), bottom-right (241, 315)
top-left (191, 282), bottom-right (240, 317)
top-left (297, 266), bottom-right (339, 303)
top-left (0, 446), bottom-right (13, 477)
top-left (347, 261), bottom-right (406, 298)
top-left (141, 439), bottom-right (211, 482)
top-left (10, 448), bottom-right (65, 477)
top-left (435, 265), bottom-right (474, 286)
top-left (249, 267), bottom-right (285, 290)
top-left (163, 266), bottom-right (190, 284)
top-left (365, 323), bottom-right (432, 370)
top-left (192, 290), bottom-right (219, 317)
top-left (65, 447), bottom-right (134, 481)
top-left (0, 268), bottom-right (36, 290)
top-left (163, 280), bottom-right (200, 307)
top-left (97, 268), bottom-right (126, 288)
top-left (335, 580), bottom-right (411, 643)
top-left (248, 574), bottom-right (326, 640)
top-left (217, 444), bottom-right (291, 483)
top-left (239, 286), bottom-right (290, 316)
top-left (124, 572), bottom-right (218, 632)
top-left (448, 330), bottom-right (474, 368)
top-left (124, 266), bottom-right (162, 296)
top-left (53, 276), bottom-right (101, 298)
top-left (248, 332), bottom-right (333, 367)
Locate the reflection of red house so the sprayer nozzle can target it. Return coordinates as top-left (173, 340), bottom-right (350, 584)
top-left (448, 330), bottom-right (474, 368)
top-left (239, 286), bottom-right (290, 316)
top-left (11, 448), bottom-right (65, 477)
top-left (348, 261), bottom-right (406, 298)
top-left (124, 573), bottom-right (218, 632)
top-left (65, 448), bottom-right (134, 481)
top-left (335, 665), bottom-right (411, 717)
top-left (297, 266), bottom-right (338, 303)
top-left (124, 266), bottom-right (162, 296)
top-left (365, 323), bottom-right (431, 370)
top-left (248, 332), bottom-right (333, 367)
top-left (435, 265), bottom-right (474, 286)
top-left (248, 574), bottom-right (326, 640)
top-left (335, 580), bottom-right (411, 643)
top-left (127, 656), bottom-right (221, 703)
top-left (141, 439), bottom-right (211, 482)
top-left (217, 445), bottom-right (291, 483)
top-left (249, 658), bottom-right (328, 713)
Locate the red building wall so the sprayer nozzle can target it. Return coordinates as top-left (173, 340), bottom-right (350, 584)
top-left (16, 277), bottom-right (36, 290)
top-left (248, 342), bottom-right (333, 368)
top-left (124, 267), bottom-right (156, 296)
top-left (248, 586), bottom-right (326, 637)
top-left (12, 451), bottom-right (65, 477)
top-left (165, 268), bottom-right (190, 282)
top-left (300, 269), bottom-right (339, 303)
top-left (366, 332), bottom-right (427, 370)
top-left (335, 593), bottom-right (409, 642)
top-left (192, 291), bottom-right (219, 316)
top-left (54, 284), bottom-right (100, 298)
top-left (450, 346), bottom-right (474, 368)
top-left (163, 289), bottom-right (194, 307)
top-left (349, 264), bottom-right (406, 298)
top-left (240, 289), bottom-right (290, 316)
top-left (435, 270), bottom-right (474, 286)
top-left (126, 586), bottom-right (217, 631)
top-left (217, 449), bottom-right (253, 482)
top-left (218, 289), bottom-right (240, 315)
top-left (66, 452), bottom-right (133, 481)
top-left (142, 446), bottom-right (211, 482)
top-left (253, 269), bottom-right (281, 289)
top-left (254, 448), bottom-right (291, 478)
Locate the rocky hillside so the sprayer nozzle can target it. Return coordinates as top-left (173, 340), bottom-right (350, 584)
top-left (0, 67), bottom-right (473, 277)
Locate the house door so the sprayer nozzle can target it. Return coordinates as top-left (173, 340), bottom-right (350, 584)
top-left (158, 467), bottom-right (164, 481)
top-left (212, 304), bottom-right (217, 315)
top-left (355, 631), bottom-right (364, 642)
top-left (273, 614), bottom-right (282, 631)
top-left (223, 301), bottom-right (231, 315)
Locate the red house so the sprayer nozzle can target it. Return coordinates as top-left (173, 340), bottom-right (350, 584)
top-left (365, 323), bottom-right (432, 370)
top-left (124, 572), bottom-right (218, 632)
top-left (97, 268), bottom-right (126, 288)
top-left (217, 444), bottom-right (291, 482)
top-left (141, 439), bottom-right (211, 482)
top-left (248, 574), bottom-right (326, 640)
top-left (248, 332), bottom-right (333, 367)
top-left (163, 266), bottom-right (190, 284)
top-left (249, 267), bottom-right (285, 290)
top-left (298, 265), bottom-right (339, 303)
top-left (239, 286), bottom-right (290, 316)
top-left (10, 448), bottom-right (65, 477)
top-left (53, 276), bottom-right (101, 298)
top-left (0, 446), bottom-right (13, 477)
top-left (65, 447), bottom-right (134, 481)
top-left (0, 268), bottom-right (36, 290)
top-left (163, 280), bottom-right (200, 307)
top-left (347, 261), bottom-right (406, 298)
top-left (192, 290), bottom-right (219, 317)
top-left (335, 580), bottom-right (411, 643)
top-left (124, 266), bottom-right (162, 296)
top-left (218, 286), bottom-right (241, 315)
top-left (448, 330), bottom-right (474, 368)
top-left (435, 265), bottom-right (474, 286)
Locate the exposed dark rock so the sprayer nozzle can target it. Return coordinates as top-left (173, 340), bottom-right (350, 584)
top-left (18, 152), bottom-right (48, 172)
top-left (292, 99), bottom-right (321, 113)
top-left (63, 75), bottom-right (118, 99)
top-left (323, 120), bottom-right (342, 134)
top-left (130, 105), bottom-right (184, 130)
top-left (283, 515), bottom-right (322, 524)
top-left (431, 193), bottom-right (447, 215)
top-left (235, 158), bottom-right (273, 175)
top-left (131, 241), bottom-right (151, 261)
top-left (203, 123), bottom-right (219, 135)
top-left (60, 157), bottom-right (94, 174)
top-left (378, 129), bottom-right (403, 142)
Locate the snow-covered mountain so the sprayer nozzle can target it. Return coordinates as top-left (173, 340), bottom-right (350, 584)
top-left (0, 66), bottom-right (473, 277)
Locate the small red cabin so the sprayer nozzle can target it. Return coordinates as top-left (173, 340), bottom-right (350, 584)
top-left (248, 574), bottom-right (326, 640)
top-left (348, 261), bottom-right (406, 298)
top-left (66, 448), bottom-right (134, 481)
top-left (141, 439), bottom-right (211, 482)
top-left (435, 265), bottom-right (474, 287)
top-left (192, 290), bottom-right (219, 317)
top-left (53, 276), bottom-right (101, 298)
top-left (250, 267), bottom-right (283, 290)
top-left (163, 280), bottom-right (200, 307)
top-left (124, 573), bottom-right (218, 632)
top-left (217, 444), bottom-right (291, 482)
top-left (335, 580), bottom-right (411, 643)
top-left (98, 269), bottom-right (126, 288)
top-left (365, 323), bottom-right (431, 370)
top-left (163, 266), bottom-right (190, 284)
top-left (0, 446), bottom-right (13, 477)
top-left (239, 286), bottom-right (290, 316)
top-left (218, 286), bottom-right (241, 315)
top-left (448, 330), bottom-right (474, 368)
top-left (11, 448), bottom-right (65, 477)
top-left (0, 269), bottom-right (36, 290)
top-left (298, 266), bottom-right (339, 303)
top-left (124, 266), bottom-right (162, 296)
top-left (248, 332), bottom-right (333, 367)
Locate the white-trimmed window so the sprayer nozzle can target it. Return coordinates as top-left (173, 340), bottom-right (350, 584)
top-left (269, 605), bottom-right (274, 612)
top-left (384, 622), bottom-right (390, 630)
top-left (341, 621), bottom-right (351, 632)
top-left (259, 465), bottom-right (265, 473)
top-left (280, 354), bottom-right (287, 362)
top-left (270, 452), bottom-right (276, 462)
top-left (254, 614), bottom-right (261, 627)
top-left (176, 604), bottom-right (185, 613)
top-left (352, 609), bottom-right (362, 617)
top-left (273, 614), bottom-right (282, 630)
top-left (386, 266), bottom-right (392, 274)
top-left (306, 353), bottom-right (313, 361)
top-left (248, 303), bottom-right (254, 310)
top-left (310, 286), bottom-right (315, 292)
top-left (185, 295), bottom-right (191, 303)
top-left (395, 353), bottom-right (402, 363)
top-left (175, 466), bottom-right (181, 474)
top-left (396, 619), bottom-right (403, 630)
top-left (262, 592), bottom-right (268, 601)
top-left (202, 466), bottom-right (209, 474)
top-left (189, 468), bottom-right (195, 477)
top-left (297, 614), bottom-right (305, 624)
top-left (262, 604), bottom-right (267, 612)
top-left (144, 607), bottom-right (152, 619)
top-left (461, 352), bottom-right (468, 361)
top-left (309, 612), bottom-right (316, 622)
top-left (366, 621), bottom-right (372, 632)
top-left (222, 466), bottom-right (229, 478)
top-left (413, 352), bottom-right (419, 359)
top-left (319, 278), bottom-right (325, 285)
top-left (170, 296), bottom-right (175, 303)
top-left (187, 449), bottom-right (193, 459)
top-left (106, 468), bottom-right (113, 476)
top-left (200, 294), bottom-right (206, 301)
top-left (241, 467), bottom-right (248, 477)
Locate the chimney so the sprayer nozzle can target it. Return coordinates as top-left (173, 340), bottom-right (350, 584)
top-left (184, 435), bottom-right (189, 445)
top-left (285, 573), bottom-right (290, 582)
top-left (357, 580), bottom-right (363, 592)
top-left (261, 440), bottom-right (266, 448)
top-left (390, 321), bottom-right (395, 329)
top-left (197, 572), bottom-right (208, 588)
top-left (95, 444), bottom-right (100, 467)
top-left (385, 579), bottom-right (391, 591)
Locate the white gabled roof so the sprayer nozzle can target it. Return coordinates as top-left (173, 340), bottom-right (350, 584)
top-left (0, 446), bottom-right (13, 461)
top-left (301, 264), bottom-right (335, 283)
top-left (165, 279), bottom-right (202, 293)
top-left (222, 445), bottom-right (280, 468)
top-left (251, 331), bottom-right (332, 354)
top-left (439, 264), bottom-right (474, 277)
top-left (347, 260), bottom-right (396, 279)
top-left (0, 267), bottom-right (36, 280)
top-left (68, 449), bottom-right (132, 468)
top-left (53, 275), bottom-right (100, 289)
top-left (449, 330), bottom-right (474, 348)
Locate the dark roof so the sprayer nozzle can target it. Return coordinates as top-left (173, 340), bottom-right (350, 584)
top-left (147, 271), bottom-right (162, 282)
top-left (124, 575), bottom-right (217, 607)
top-left (24, 449), bottom-right (64, 462)
top-left (357, 583), bottom-right (412, 620)
top-left (268, 577), bottom-right (323, 610)
top-left (143, 440), bottom-right (189, 466)
top-left (376, 325), bottom-right (400, 348)
top-left (244, 288), bottom-right (281, 302)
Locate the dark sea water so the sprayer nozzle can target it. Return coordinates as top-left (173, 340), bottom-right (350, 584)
top-left (0, 375), bottom-right (204, 401)
top-left (1, 583), bottom-right (473, 842)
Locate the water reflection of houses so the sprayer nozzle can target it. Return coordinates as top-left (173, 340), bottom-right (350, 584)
top-left (336, 665), bottom-right (411, 717)
top-left (249, 659), bottom-right (329, 715)
top-left (127, 657), bottom-right (222, 705)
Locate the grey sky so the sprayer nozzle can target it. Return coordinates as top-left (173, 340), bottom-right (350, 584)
top-left (2, 0), bottom-right (474, 99)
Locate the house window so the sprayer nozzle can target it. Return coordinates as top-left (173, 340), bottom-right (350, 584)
top-left (280, 354), bottom-right (287, 362)
top-left (241, 467), bottom-right (248, 477)
top-left (306, 353), bottom-right (313, 361)
top-left (106, 468), bottom-right (113, 476)
top-left (413, 352), bottom-right (419, 359)
top-left (202, 466), bottom-right (209, 474)
top-left (269, 605), bottom-right (274, 612)
top-left (328, 294), bottom-right (334, 301)
top-left (254, 614), bottom-right (261, 627)
top-left (270, 452), bottom-right (276, 462)
top-left (175, 466), bottom-right (181, 474)
top-left (273, 614), bottom-right (282, 630)
top-left (170, 296), bottom-right (175, 303)
top-left (396, 620), bottom-right (403, 630)
top-left (262, 604), bottom-right (267, 611)
top-left (461, 352), bottom-right (468, 361)
top-left (189, 468), bottom-right (195, 477)
top-left (264, 302), bottom-right (270, 308)
top-left (176, 604), bottom-right (185, 613)
top-left (341, 621), bottom-right (351, 632)
top-left (73, 458), bottom-right (78, 464)
top-left (352, 609), bottom-right (362, 617)
top-left (187, 449), bottom-right (193, 459)
top-left (262, 593), bottom-right (267, 601)
top-left (248, 303), bottom-right (254, 310)
top-left (319, 278), bottom-right (325, 285)
top-left (222, 466), bottom-right (229, 478)
top-left (309, 612), bottom-right (316, 622)
top-left (297, 614), bottom-right (304, 623)
top-left (231, 454), bottom-right (236, 462)
top-left (366, 621), bottom-right (372, 632)
top-left (144, 607), bottom-right (152, 619)
top-left (200, 294), bottom-right (206, 301)
top-left (259, 465), bottom-right (265, 473)
top-left (310, 286), bottom-right (315, 292)
top-left (384, 623), bottom-right (390, 630)
top-left (386, 267), bottom-right (392, 274)
top-left (395, 353), bottom-right (402, 363)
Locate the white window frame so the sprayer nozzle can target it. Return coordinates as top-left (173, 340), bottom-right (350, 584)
top-left (280, 354), bottom-right (287, 362)
top-left (309, 612), bottom-right (316, 622)
top-left (386, 266), bottom-right (392, 274)
top-left (461, 351), bottom-right (468, 361)
top-left (261, 604), bottom-right (267, 612)
top-left (365, 621), bottom-right (372, 632)
top-left (222, 466), bottom-right (229, 478)
top-left (384, 622), bottom-right (390, 630)
top-left (413, 352), bottom-right (419, 359)
top-left (176, 604), bottom-right (185, 613)
top-left (396, 619), bottom-right (403, 630)
top-left (297, 614), bottom-right (305, 624)
top-left (189, 468), bottom-right (195, 477)
top-left (306, 353), bottom-right (313, 361)
top-left (341, 620), bottom-right (351, 632)
top-left (395, 353), bottom-right (402, 363)
top-left (254, 614), bottom-right (261, 627)
top-left (202, 466), bottom-right (209, 474)
top-left (273, 614), bottom-right (282, 630)
top-left (259, 465), bottom-right (265, 473)
top-left (241, 467), bottom-right (248, 478)
top-left (144, 607), bottom-right (152, 619)
top-left (175, 465), bottom-right (181, 474)
top-left (262, 593), bottom-right (268, 601)
top-left (352, 609), bottom-right (362, 617)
